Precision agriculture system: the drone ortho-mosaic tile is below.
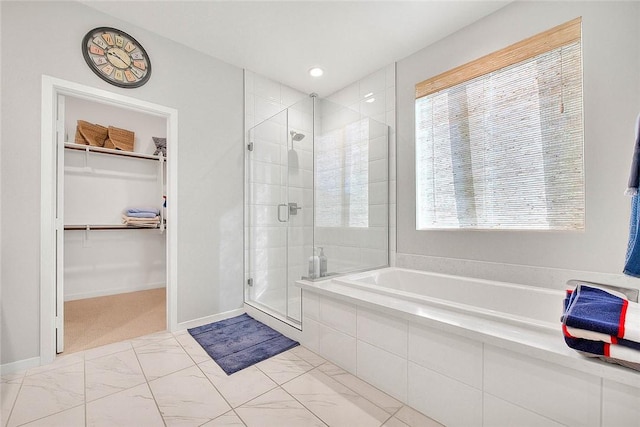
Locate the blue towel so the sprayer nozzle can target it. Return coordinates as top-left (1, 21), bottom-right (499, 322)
top-left (563, 289), bottom-right (640, 350)
top-left (563, 334), bottom-right (640, 357)
top-left (624, 115), bottom-right (640, 276)
top-left (125, 211), bottom-right (158, 218)
top-left (562, 286), bottom-right (640, 368)
top-left (564, 327), bottom-right (640, 367)
top-left (625, 113), bottom-right (640, 195)
top-left (563, 285), bottom-right (627, 338)
top-left (125, 208), bottom-right (159, 218)
top-left (625, 195), bottom-right (640, 277)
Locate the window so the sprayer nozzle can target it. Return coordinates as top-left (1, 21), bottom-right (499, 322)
top-left (415, 18), bottom-right (584, 230)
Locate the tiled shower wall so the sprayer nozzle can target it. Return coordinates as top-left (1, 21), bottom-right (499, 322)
top-left (323, 64), bottom-right (396, 268)
top-left (314, 100), bottom-right (389, 273)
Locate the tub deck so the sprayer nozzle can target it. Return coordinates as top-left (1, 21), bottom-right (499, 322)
top-left (295, 268), bottom-right (640, 389)
top-left (332, 267), bottom-right (564, 331)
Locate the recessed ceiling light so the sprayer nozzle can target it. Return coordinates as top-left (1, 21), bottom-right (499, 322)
top-left (309, 67), bottom-right (324, 77)
top-left (365, 97), bottom-right (375, 103)
top-left (364, 92), bottom-right (374, 98)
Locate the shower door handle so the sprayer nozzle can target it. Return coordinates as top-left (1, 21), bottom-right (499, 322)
top-left (288, 202), bottom-right (302, 216)
top-left (277, 204), bottom-right (289, 222)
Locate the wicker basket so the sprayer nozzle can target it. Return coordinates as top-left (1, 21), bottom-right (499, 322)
top-left (76, 120), bottom-right (108, 147)
top-left (108, 126), bottom-right (135, 152)
top-left (74, 126), bottom-right (85, 145)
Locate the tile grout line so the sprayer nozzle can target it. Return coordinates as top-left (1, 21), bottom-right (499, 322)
top-left (208, 347), bottom-right (325, 424)
top-left (183, 340), bottom-right (237, 421)
top-left (312, 359), bottom-right (405, 419)
top-left (274, 365), bottom-right (330, 427)
top-left (385, 405), bottom-right (406, 427)
top-left (130, 339), bottom-right (168, 427)
top-left (7, 404), bottom-right (86, 427)
top-left (3, 374), bottom-right (25, 427)
top-left (6, 360), bottom-right (87, 426)
top-left (278, 360), bottom-right (398, 427)
top-left (482, 389), bottom-right (566, 426)
top-left (174, 330), bottom-right (252, 426)
top-left (82, 342), bottom-right (150, 407)
top-left (144, 381), bottom-right (167, 427)
top-left (5, 358), bottom-right (86, 427)
top-left (229, 408), bottom-right (249, 427)
top-left (254, 352), bottom-right (314, 387)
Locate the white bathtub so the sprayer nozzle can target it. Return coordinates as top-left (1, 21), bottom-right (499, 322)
top-left (332, 267), bottom-right (564, 331)
top-left (295, 267), bottom-right (640, 427)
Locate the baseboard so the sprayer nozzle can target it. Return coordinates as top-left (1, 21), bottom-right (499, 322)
top-left (0, 356), bottom-right (40, 376)
top-left (176, 308), bottom-right (245, 331)
top-left (64, 283), bottom-right (166, 301)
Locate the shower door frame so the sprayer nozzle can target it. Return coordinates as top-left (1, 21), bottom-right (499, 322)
top-left (245, 104), bottom-right (308, 329)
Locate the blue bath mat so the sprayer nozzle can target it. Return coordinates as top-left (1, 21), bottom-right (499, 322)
top-left (188, 313), bottom-right (299, 375)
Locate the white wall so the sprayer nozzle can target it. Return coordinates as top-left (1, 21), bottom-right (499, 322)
top-left (64, 229), bottom-right (166, 300)
top-left (396, 2), bottom-right (640, 289)
top-left (1, 1), bottom-right (244, 365)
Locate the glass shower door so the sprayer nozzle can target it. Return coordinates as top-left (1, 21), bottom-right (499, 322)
top-left (283, 98), bottom-right (314, 323)
top-left (247, 109), bottom-right (289, 320)
top-left (246, 102), bottom-right (307, 326)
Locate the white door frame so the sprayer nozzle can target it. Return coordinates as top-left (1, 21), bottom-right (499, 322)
top-left (40, 75), bottom-right (179, 365)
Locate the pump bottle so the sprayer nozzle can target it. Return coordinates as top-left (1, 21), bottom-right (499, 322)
top-left (308, 249), bottom-right (320, 279)
top-left (319, 247), bottom-right (327, 277)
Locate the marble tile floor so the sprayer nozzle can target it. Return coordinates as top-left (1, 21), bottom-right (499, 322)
top-left (1, 329), bottom-right (443, 427)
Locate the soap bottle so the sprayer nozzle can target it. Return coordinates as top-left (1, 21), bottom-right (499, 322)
top-left (319, 247), bottom-right (327, 277)
top-left (308, 248), bottom-right (320, 279)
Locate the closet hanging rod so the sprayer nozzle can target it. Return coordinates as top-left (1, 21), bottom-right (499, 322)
top-left (64, 142), bottom-right (165, 161)
top-left (64, 224), bottom-right (163, 230)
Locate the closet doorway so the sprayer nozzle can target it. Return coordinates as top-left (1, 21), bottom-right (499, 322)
top-left (40, 76), bottom-right (178, 364)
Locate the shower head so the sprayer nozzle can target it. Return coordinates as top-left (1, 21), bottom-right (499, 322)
top-left (290, 131), bottom-right (305, 142)
top-left (288, 131), bottom-right (302, 171)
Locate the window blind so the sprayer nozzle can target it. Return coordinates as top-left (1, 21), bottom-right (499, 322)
top-left (415, 18), bottom-right (584, 230)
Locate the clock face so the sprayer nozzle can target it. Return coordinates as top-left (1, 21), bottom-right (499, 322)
top-left (82, 27), bottom-right (151, 88)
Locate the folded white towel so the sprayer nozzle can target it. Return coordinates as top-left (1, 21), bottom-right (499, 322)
top-left (122, 215), bottom-right (160, 227)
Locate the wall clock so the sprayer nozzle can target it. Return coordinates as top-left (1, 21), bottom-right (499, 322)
top-left (82, 27), bottom-right (151, 88)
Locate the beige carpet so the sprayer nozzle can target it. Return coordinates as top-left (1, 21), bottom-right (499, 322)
top-left (63, 288), bottom-right (166, 355)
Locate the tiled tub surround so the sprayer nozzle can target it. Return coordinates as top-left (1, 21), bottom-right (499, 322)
top-left (296, 268), bottom-right (640, 427)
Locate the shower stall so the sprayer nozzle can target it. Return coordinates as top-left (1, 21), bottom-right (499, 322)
top-left (245, 95), bottom-right (389, 326)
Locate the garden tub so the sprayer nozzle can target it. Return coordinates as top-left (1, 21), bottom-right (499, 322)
top-left (295, 267), bottom-right (640, 427)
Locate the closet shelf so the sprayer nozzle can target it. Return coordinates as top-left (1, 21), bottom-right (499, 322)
top-left (64, 224), bottom-right (164, 230)
top-left (64, 142), bottom-right (164, 161)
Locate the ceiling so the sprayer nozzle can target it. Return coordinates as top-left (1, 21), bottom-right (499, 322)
top-left (83, 1), bottom-right (510, 96)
